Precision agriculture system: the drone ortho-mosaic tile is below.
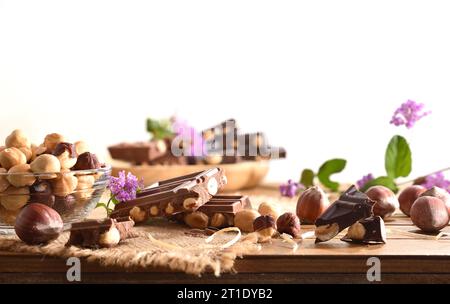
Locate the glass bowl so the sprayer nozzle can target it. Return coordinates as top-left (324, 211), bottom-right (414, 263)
top-left (0, 165), bottom-right (111, 234)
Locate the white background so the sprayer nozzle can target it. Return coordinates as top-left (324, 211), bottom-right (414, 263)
top-left (1, 0), bottom-right (449, 183)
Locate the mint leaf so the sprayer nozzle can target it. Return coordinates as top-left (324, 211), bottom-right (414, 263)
top-left (385, 135), bottom-right (412, 178)
top-left (317, 159), bottom-right (347, 192)
top-left (146, 118), bottom-right (173, 140)
top-left (360, 176), bottom-right (398, 193)
top-left (95, 203), bottom-right (107, 209)
top-left (300, 169), bottom-right (315, 188)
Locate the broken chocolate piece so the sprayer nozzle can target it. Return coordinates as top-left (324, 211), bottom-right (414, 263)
top-left (341, 216), bottom-right (386, 244)
top-left (110, 168), bottom-right (227, 222)
top-left (66, 217), bottom-right (135, 248)
top-left (315, 185), bottom-right (375, 243)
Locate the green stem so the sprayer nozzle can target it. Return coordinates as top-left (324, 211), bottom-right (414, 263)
top-left (397, 167), bottom-right (450, 186)
top-left (105, 197), bottom-right (113, 215)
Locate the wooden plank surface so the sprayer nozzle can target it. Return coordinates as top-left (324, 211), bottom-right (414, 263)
top-left (0, 184), bottom-right (449, 283)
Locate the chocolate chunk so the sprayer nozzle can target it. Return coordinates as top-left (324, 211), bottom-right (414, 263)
top-left (315, 185), bottom-right (375, 243)
top-left (110, 168), bottom-right (227, 222)
top-left (108, 140), bottom-right (170, 165)
top-left (52, 142), bottom-right (77, 158)
top-left (341, 216), bottom-right (386, 244)
top-left (72, 152), bottom-right (100, 170)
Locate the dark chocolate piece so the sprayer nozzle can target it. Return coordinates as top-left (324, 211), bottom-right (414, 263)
top-left (108, 140), bottom-right (169, 165)
top-left (110, 168), bottom-right (227, 222)
top-left (315, 185), bottom-right (375, 243)
top-left (341, 216), bottom-right (386, 244)
top-left (66, 217), bottom-right (135, 248)
top-left (52, 142), bottom-right (77, 158)
top-left (72, 152), bottom-right (101, 170)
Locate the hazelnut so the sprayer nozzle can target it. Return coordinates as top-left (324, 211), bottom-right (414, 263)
top-left (29, 180), bottom-right (55, 207)
top-left (74, 141), bottom-right (89, 155)
top-left (53, 195), bottom-right (76, 214)
top-left (98, 226), bottom-right (121, 248)
top-left (15, 203), bottom-right (63, 245)
top-left (129, 206), bottom-right (148, 223)
top-left (258, 202), bottom-right (281, 221)
top-left (51, 172), bottom-right (78, 197)
top-left (205, 154), bottom-right (223, 165)
top-left (420, 187), bottom-right (450, 215)
top-left (0, 168), bottom-right (10, 192)
top-left (19, 147), bottom-right (32, 162)
top-left (7, 164), bottom-right (36, 187)
top-left (234, 209), bottom-right (260, 232)
top-left (76, 174), bottom-right (95, 190)
top-left (53, 142), bottom-right (77, 169)
top-left (365, 186), bottom-right (399, 219)
top-left (5, 129), bottom-right (30, 149)
top-left (155, 139), bottom-right (167, 154)
top-left (0, 147), bottom-right (27, 170)
top-left (0, 205), bottom-right (17, 225)
top-left (276, 212), bottom-right (301, 238)
top-left (183, 197), bottom-right (199, 211)
top-left (43, 133), bottom-right (65, 153)
top-left (30, 154), bottom-right (61, 178)
top-left (398, 185), bottom-right (426, 216)
top-left (296, 186), bottom-right (330, 224)
top-left (150, 206), bottom-right (159, 216)
top-left (165, 203), bottom-right (175, 214)
top-left (345, 222), bottom-right (366, 240)
top-left (184, 211), bottom-right (209, 229)
top-left (210, 213), bottom-right (226, 228)
top-left (72, 152), bottom-right (100, 170)
top-left (0, 146), bottom-right (5, 153)
top-left (315, 223), bottom-right (340, 243)
top-left (0, 186), bottom-right (30, 211)
top-left (253, 215), bottom-right (277, 240)
top-left (410, 196), bottom-right (449, 232)
top-left (31, 144), bottom-right (47, 161)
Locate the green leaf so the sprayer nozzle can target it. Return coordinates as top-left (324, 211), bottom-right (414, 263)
top-left (95, 203), bottom-right (107, 209)
top-left (146, 118), bottom-right (174, 140)
top-left (300, 169), bottom-right (315, 188)
top-left (317, 159), bottom-right (347, 192)
top-left (385, 135), bottom-right (412, 179)
top-left (360, 176), bottom-right (399, 193)
top-left (111, 197), bottom-right (120, 205)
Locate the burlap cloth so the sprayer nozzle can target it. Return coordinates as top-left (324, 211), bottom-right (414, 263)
top-left (0, 191), bottom-right (305, 276)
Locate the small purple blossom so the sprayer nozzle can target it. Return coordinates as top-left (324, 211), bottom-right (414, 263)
top-left (390, 100), bottom-right (430, 129)
top-left (279, 179), bottom-right (304, 198)
top-left (108, 171), bottom-right (144, 202)
top-left (356, 173), bottom-right (374, 189)
top-left (421, 172), bottom-right (450, 193)
top-left (171, 116), bottom-right (206, 156)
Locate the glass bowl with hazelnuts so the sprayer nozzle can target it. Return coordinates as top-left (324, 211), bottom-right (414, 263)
top-left (0, 130), bottom-right (111, 234)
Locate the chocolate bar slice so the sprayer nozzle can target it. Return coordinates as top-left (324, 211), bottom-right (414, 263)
top-left (110, 168), bottom-right (227, 223)
top-left (108, 140), bottom-right (169, 165)
top-left (66, 217), bottom-right (135, 248)
top-left (315, 185), bottom-right (375, 243)
top-left (341, 216), bottom-right (386, 245)
top-left (176, 195), bottom-right (252, 229)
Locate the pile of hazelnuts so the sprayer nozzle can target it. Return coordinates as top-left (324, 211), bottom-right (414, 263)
top-left (0, 129), bottom-right (103, 226)
top-left (296, 184), bottom-right (450, 234)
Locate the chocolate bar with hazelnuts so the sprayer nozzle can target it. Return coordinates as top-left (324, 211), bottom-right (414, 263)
top-left (341, 216), bottom-right (386, 244)
top-left (110, 168), bottom-right (227, 223)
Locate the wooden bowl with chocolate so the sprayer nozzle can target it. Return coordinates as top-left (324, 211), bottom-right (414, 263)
top-left (108, 119), bottom-right (286, 191)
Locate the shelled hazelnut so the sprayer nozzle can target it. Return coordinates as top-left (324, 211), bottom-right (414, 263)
top-left (0, 168), bottom-right (10, 192)
top-left (53, 142), bottom-right (77, 169)
top-left (0, 205), bottom-right (17, 225)
top-left (7, 164), bottom-right (36, 187)
top-left (19, 147), bottom-right (33, 162)
top-left (258, 202), bottom-right (281, 221)
top-left (74, 141), bottom-right (89, 155)
top-left (184, 211), bottom-right (209, 229)
top-left (5, 129), bottom-right (30, 149)
top-left (276, 212), bottom-right (301, 238)
top-left (253, 215), bottom-right (277, 241)
top-left (234, 209), bottom-right (260, 232)
top-left (0, 186), bottom-right (30, 211)
top-left (0, 147), bottom-right (27, 170)
top-left (43, 133), bottom-right (65, 153)
top-left (30, 154), bottom-right (61, 178)
top-left (51, 171), bottom-right (78, 197)
top-left (365, 186), bottom-right (399, 219)
top-left (398, 185), bottom-right (426, 216)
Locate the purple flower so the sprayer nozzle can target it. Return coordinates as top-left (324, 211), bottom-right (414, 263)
top-left (390, 100), bottom-right (430, 129)
top-left (108, 171), bottom-right (144, 202)
top-left (421, 172), bottom-right (450, 192)
top-left (279, 179), bottom-right (304, 198)
top-left (356, 173), bottom-right (374, 189)
top-left (171, 116), bottom-right (205, 156)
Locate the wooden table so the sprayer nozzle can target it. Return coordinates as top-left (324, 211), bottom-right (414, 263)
top-left (1, 185), bottom-right (449, 284)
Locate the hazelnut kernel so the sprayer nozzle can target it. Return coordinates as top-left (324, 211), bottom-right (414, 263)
top-left (19, 147), bottom-right (32, 162)
top-left (53, 142), bottom-right (77, 169)
top-left (129, 206), bottom-right (147, 223)
top-left (150, 206), bottom-right (159, 216)
top-left (43, 133), bottom-right (65, 153)
top-left (315, 223), bottom-right (340, 243)
top-left (0, 147), bottom-right (27, 170)
top-left (98, 227), bottom-right (121, 248)
top-left (30, 154), bottom-right (61, 177)
top-left (7, 164), bottom-right (36, 187)
top-left (0, 168), bottom-right (10, 192)
top-left (258, 202), bottom-right (281, 221)
top-left (184, 211), bottom-right (209, 229)
top-left (165, 203), bottom-right (175, 214)
top-left (253, 215), bottom-right (276, 239)
top-left (210, 213), bottom-right (226, 228)
top-left (74, 141), bottom-right (89, 155)
top-left (5, 129), bottom-right (30, 149)
top-left (234, 209), bottom-right (260, 232)
top-left (183, 197), bottom-right (198, 210)
top-left (51, 172), bottom-right (78, 197)
top-left (0, 186), bottom-right (30, 211)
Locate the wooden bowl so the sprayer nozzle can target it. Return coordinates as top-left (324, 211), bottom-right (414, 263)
top-left (111, 161), bottom-right (270, 192)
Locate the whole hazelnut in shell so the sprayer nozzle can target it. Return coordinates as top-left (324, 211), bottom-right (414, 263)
top-left (276, 212), bottom-right (301, 238)
top-left (296, 186), bottom-right (330, 224)
top-left (234, 209), bottom-right (260, 232)
top-left (420, 187), bottom-right (450, 215)
top-left (5, 129), bottom-right (30, 149)
top-left (365, 185), bottom-right (399, 219)
top-left (398, 185), bottom-right (426, 216)
top-left (410, 196), bottom-right (449, 232)
top-left (7, 164), bottom-right (36, 187)
top-left (0, 148), bottom-right (27, 170)
top-left (0, 186), bottom-right (30, 211)
top-left (15, 203), bottom-right (63, 245)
